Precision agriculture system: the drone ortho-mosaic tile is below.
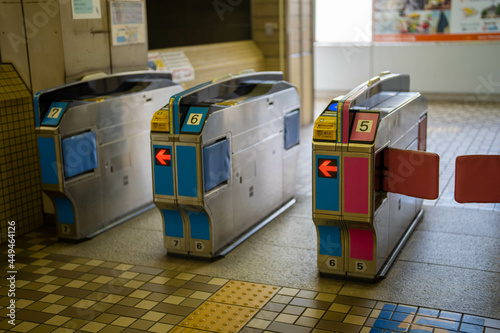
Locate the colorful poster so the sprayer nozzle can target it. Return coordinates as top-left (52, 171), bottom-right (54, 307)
top-left (373, 0), bottom-right (500, 42)
top-left (147, 51), bottom-right (195, 83)
top-left (110, 1), bottom-right (146, 46)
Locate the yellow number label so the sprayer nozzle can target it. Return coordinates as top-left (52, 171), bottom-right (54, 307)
top-left (356, 120), bottom-right (373, 133)
top-left (187, 113), bottom-right (203, 125)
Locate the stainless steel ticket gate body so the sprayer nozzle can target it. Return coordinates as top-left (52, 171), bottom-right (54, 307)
top-left (151, 71), bottom-right (300, 258)
top-left (36, 72), bottom-right (183, 240)
top-left (312, 72), bottom-right (439, 280)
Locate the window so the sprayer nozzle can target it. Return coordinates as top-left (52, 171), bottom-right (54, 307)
top-left (315, 0), bottom-right (373, 43)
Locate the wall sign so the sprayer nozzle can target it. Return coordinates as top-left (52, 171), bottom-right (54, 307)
top-left (373, 0), bottom-right (500, 42)
top-left (110, 1), bottom-right (146, 46)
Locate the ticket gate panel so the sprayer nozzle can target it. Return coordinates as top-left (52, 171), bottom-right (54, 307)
top-left (314, 154), bottom-right (341, 214)
top-left (52, 197), bottom-right (75, 224)
top-left (186, 210), bottom-right (214, 257)
top-left (455, 155), bottom-right (500, 203)
top-left (61, 131), bottom-right (98, 178)
top-left (312, 72), bottom-right (438, 280)
top-left (205, 189), bottom-right (234, 253)
top-left (343, 155), bottom-right (371, 216)
top-left (315, 218), bottom-right (348, 275)
top-left (283, 145), bottom-right (299, 201)
top-left (232, 133), bottom-right (284, 233)
top-left (161, 209), bottom-right (189, 254)
top-left (99, 136), bottom-right (135, 223)
top-left (62, 178), bottom-right (104, 238)
top-left (36, 72), bottom-right (183, 240)
top-left (383, 148), bottom-right (440, 200)
top-left (37, 136), bottom-right (60, 186)
top-left (153, 144), bottom-right (175, 197)
top-left (203, 139), bottom-right (231, 192)
top-left (152, 71), bottom-right (300, 258)
top-left (347, 226), bottom-right (377, 277)
top-left (176, 144), bottom-right (200, 200)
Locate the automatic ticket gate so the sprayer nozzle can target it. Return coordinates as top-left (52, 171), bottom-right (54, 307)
top-left (312, 72), bottom-right (439, 280)
top-left (151, 71), bottom-right (300, 258)
top-left (36, 72), bottom-right (183, 240)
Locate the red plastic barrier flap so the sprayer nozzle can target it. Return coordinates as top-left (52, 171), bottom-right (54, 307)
top-left (383, 148), bottom-right (440, 200)
top-left (455, 155), bottom-right (500, 203)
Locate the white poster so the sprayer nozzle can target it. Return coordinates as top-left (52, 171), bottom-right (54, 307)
top-left (110, 1), bottom-right (146, 46)
top-left (148, 51), bottom-right (195, 83)
top-left (450, 0), bottom-right (500, 34)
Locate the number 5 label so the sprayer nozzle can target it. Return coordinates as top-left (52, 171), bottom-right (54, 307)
top-left (187, 113), bottom-right (203, 125)
top-left (356, 120), bottom-right (373, 133)
top-left (354, 261), bottom-right (367, 272)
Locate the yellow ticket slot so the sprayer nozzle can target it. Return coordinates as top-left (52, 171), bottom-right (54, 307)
top-left (313, 112), bottom-right (337, 141)
top-left (151, 107), bottom-right (170, 132)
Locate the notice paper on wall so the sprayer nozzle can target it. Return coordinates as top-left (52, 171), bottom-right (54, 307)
top-left (72, 0), bottom-right (101, 19)
top-left (110, 1), bottom-right (146, 46)
top-left (148, 51), bottom-right (195, 83)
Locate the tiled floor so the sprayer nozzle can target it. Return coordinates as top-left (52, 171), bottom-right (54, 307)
top-left (423, 101), bottom-right (500, 211)
top-left (1, 98), bottom-right (499, 332)
top-left (2, 231), bottom-right (500, 333)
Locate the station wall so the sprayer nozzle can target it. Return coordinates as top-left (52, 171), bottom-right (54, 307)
top-left (314, 43), bottom-right (500, 98)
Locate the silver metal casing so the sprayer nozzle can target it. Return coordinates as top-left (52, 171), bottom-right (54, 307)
top-left (36, 72), bottom-right (183, 240)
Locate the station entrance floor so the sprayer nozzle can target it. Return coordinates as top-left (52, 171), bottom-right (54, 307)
top-left (1, 100), bottom-right (499, 333)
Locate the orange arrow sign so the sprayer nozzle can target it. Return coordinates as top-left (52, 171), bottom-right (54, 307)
top-left (155, 149), bottom-right (171, 166)
top-left (319, 160), bottom-right (337, 178)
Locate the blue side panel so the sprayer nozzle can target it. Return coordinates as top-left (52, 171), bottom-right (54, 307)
top-left (37, 137), bottom-right (59, 185)
top-left (62, 131), bottom-right (97, 179)
top-left (153, 144), bottom-right (174, 196)
top-left (318, 225), bottom-right (342, 256)
top-left (41, 102), bottom-right (68, 126)
top-left (188, 211), bottom-right (210, 240)
top-left (284, 110), bottom-right (300, 149)
top-left (177, 145), bottom-right (198, 198)
top-left (34, 92), bottom-right (41, 127)
top-left (161, 209), bottom-right (184, 238)
top-left (203, 139), bottom-right (230, 191)
top-left (52, 197), bottom-right (75, 224)
top-left (315, 155), bottom-right (340, 212)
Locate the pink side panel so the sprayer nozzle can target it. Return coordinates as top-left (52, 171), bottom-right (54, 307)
top-left (344, 157), bottom-right (369, 214)
top-left (349, 228), bottom-right (374, 261)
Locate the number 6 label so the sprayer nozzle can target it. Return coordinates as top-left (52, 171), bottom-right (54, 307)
top-left (325, 257), bottom-right (338, 269)
top-left (187, 113), bottom-right (203, 125)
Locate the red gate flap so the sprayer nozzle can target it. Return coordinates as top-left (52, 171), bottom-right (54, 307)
top-left (455, 155), bottom-right (500, 203)
top-left (383, 148), bottom-right (440, 200)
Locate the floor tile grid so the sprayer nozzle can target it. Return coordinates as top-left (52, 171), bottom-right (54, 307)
top-left (3, 231), bottom-right (500, 333)
top-left (423, 102), bottom-right (500, 211)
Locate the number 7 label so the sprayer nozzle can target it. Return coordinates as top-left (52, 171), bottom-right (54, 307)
top-left (48, 107), bottom-right (63, 119)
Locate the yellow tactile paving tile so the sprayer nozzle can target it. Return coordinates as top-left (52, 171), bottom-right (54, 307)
top-left (209, 280), bottom-right (280, 308)
top-left (171, 280), bottom-right (280, 333)
top-left (179, 302), bottom-right (257, 332)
